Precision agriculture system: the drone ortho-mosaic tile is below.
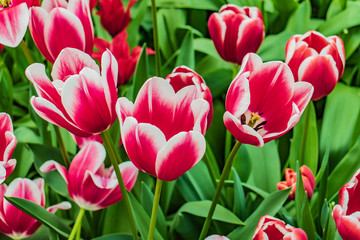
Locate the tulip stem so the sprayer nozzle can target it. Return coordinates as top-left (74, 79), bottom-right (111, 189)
top-left (299, 103), bottom-right (311, 165)
top-left (54, 126), bottom-right (71, 169)
top-left (20, 40), bottom-right (34, 64)
top-left (148, 178), bottom-right (163, 240)
top-left (150, 0), bottom-right (161, 76)
top-left (100, 131), bottom-right (138, 240)
top-left (68, 208), bottom-right (85, 240)
top-left (199, 141), bottom-right (242, 240)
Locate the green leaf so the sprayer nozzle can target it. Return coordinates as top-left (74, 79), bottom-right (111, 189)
top-left (194, 38), bottom-right (220, 60)
top-left (326, 0), bottom-right (346, 19)
top-left (233, 168), bottom-right (246, 220)
top-left (285, 1), bottom-right (312, 33)
top-left (176, 200), bottom-right (244, 225)
top-left (295, 162), bottom-right (306, 226)
top-left (155, 0), bottom-right (223, 10)
top-left (299, 196), bottom-right (316, 240)
top-left (131, 43), bottom-right (148, 101)
top-left (288, 102), bottom-right (319, 174)
top-left (227, 188), bottom-right (291, 239)
top-left (92, 234), bottom-right (133, 240)
top-left (257, 31), bottom-right (295, 61)
top-left (341, 27), bottom-right (360, 59)
top-left (5, 197), bottom-right (71, 238)
top-left (5, 143), bottom-right (34, 182)
top-left (175, 30), bottom-right (195, 68)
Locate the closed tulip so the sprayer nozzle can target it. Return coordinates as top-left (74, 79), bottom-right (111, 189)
top-left (277, 165), bottom-right (316, 200)
top-left (285, 30), bottom-right (345, 100)
top-left (116, 77), bottom-right (209, 181)
top-left (40, 141), bottom-right (138, 211)
top-left (0, 113), bottom-right (17, 184)
top-left (223, 53), bottom-right (313, 147)
top-left (252, 215), bottom-right (308, 240)
top-left (26, 48), bottom-right (118, 137)
top-left (29, 0), bottom-right (94, 63)
top-left (332, 168), bottom-right (360, 240)
top-left (165, 66), bottom-right (213, 128)
top-left (0, 178), bottom-right (70, 239)
top-left (208, 4), bottom-right (264, 65)
top-left (205, 235), bottom-right (229, 240)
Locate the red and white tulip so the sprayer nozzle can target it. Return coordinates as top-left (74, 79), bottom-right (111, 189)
top-left (252, 215), bottom-right (308, 240)
top-left (285, 30), bottom-right (345, 100)
top-left (0, 178), bottom-right (70, 239)
top-left (277, 165), bottom-right (316, 200)
top-left (40, 141), bottom-right (138, 211)
top-left (223, 53), bottom-right (313, 147)
top-left (332, 168), bottom-right (360, 240)
top-left (208, 4), bottom-right (264, 65)
top-left (0, 113), bottom-right (17, 184)
top-left (29, 0), bottom-right (94, 63)
top-left (26, 48), bottom-right (118, 137)
top-left (116, 77), bottom-right (209, 181)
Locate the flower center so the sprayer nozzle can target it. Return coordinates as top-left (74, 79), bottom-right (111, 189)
top-left (241, 112), bottom-right (267, 132)
top-left (0, 0), bottom-right (11, 8)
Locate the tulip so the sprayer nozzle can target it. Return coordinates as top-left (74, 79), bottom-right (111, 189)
top-left (26, 47), bottom-right (118, 137)
top-left (208, 4), bottom-right (265, 65)
top-left (332, 168), bottom-right (360, 240)
top-left (0, 113), bottom-right (17, 184)
top-left (96, 0), bottom-right (136, 37)
top-left (92, 30), bottom-right (155, 86)
top-left (223, 53), bottom-right (313, 147)
top-left (277, 165), bottom-right (316, 200)
top-left (165, 66), bottom-right (213, 128)
top-left (252, 215), bottom-right (308, 240)
top-left (0, 178), bottom-right (70, 239)
top-left (72, 134), bottom-right (103, 148)
top-left (28, 0), bottom-right (94, 63)
top-left (40, 141), bottom-right (138, 211)
top-left (116, 77), bottom-right (209, 181)
top-left (205, 235), bottom-right (230, 240)
top-left (285, 30), bottom-right (345, 100)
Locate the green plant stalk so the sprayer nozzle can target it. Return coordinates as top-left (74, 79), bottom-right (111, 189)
top-left (199, 141), bottom-right (242, 239)
top-left (150, 0), bottom-right (161, 76)
top-left (68, 208), bottom-right (85, 240)
top-left (100, 131), bottom-right (137, 240)
top-left (147, 178), bottom-right (163, 240)
top-left (20, 40), bottom-right (34, 64)
top-left (54, 126), bottom-right (71, 169)
top-left (299, 103), bottom-right (311, 165)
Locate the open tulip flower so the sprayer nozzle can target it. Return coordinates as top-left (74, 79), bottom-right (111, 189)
top-left (0, 113), bottom-right (17, 184)
top-left (277, 165), bottom-right (316, 200)
top-left (332, 168), bottom-right (360, 240)
top-left (92, 30), bottom-right (155, 86)
top-left (97, 0), bottom-right (136, 37)
top-left (285, 30), bottom-right (345, 100)
top-left (28, 0), bottom-right (94, 63)
top-left (40, 141), bottom-right (139, 211)
top-left (223, 53), bottom-right (313, 147)
top-left (165, 66), bottom-right (213, 128)
top-left (26, 47), bottom-right (118, 137)
top-left (208, 4), bottom-right (265, 65)
top-left (0, 178), bottom-right (71, 239)
top-left (252, 215), bottom-right (308, 240)
top-left (116, 77), bottom-right (209, 181)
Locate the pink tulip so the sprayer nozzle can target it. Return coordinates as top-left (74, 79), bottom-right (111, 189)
top-left (28, 0), bottom-right (94, 63)
top-left (0, 178), bottom-right (70, 239)
top-left (205, 235), bottom-right (230, 240)
top-left (223, 53), bottom-right (313, 147)
top-left (116, 77), bottom-right (209, 181)
top-left (252, 215), bottom-right (308, 240)
top-left (285, 30), bottom-right (345, 100)
top-left (26, 48), bottom-right (118, 137)
top-left (96, 0), bottom-right (136, 37)
top-left (72, 134), bottom-right (103, 148)
top-left (40, 141), bottom-right (138, 211)
top-left (92, 30), bottom-right (155, 86)
top-left (165, 66), bottom-right (213, 129)
top-left (332, 168), bottom-right (360, 240)
top-left (0, 113), bottom-right (17, 184)
top-left (277, 165), bottom-right (316, 200)
top-left (208, 4), bottom-right (265, 65)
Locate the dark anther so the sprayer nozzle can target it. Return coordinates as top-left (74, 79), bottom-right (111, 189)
top-left (240, 114), bottom-right (246, 125)
top-left (259, 112), bottom-right (264, 116)
top-left (254, 121), bottom-right (267, 131)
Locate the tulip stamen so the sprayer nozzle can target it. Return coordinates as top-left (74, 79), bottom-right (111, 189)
top-left (248, 113), bottom-right (260, 128)
top-left (0, 0), bottom-right (10, 8)
top-left (254, 121), bottom-right (267, 131)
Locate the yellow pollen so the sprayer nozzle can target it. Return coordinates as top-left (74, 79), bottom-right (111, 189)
top-left (248, 113), bottom-right (260, 128)
top-left (0, 0), bottom-right (10, 7)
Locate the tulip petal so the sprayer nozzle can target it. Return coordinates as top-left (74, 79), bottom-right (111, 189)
top-left (44, 8), bottom-right (85, 61)
top-left (40, 160), bottom-right (69, 184)
top-left (191, 99), bottom-right (210, 135)
top-left (156, 131), bottom-right (206, 181)
top-left (225, 72), bottom-right (250, 118)
top-left (0, 166), bottom-right (6, 184)
top-left (47, 201), bottom-right (71, 213)
top-left (116, 97), bottom-right (134, 126)
top-left (51, 48), bottom-right (99, 81)
top-left (292, 82), bottom-right (313, 114)
top-left (223, 111), bottom-right (264, 147)
top-left (101, 49), bottom-right (118, 111)
top-left (336, 215), bottom-right (360, 240)
top-left (0, 3), bottom-right (29, 47)
top-left (119, 161), bottom-right (139, 191)
top-left (41, 0), bottom-right (68, 12)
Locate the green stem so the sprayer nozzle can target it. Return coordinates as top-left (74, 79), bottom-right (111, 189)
top-left (199, 141), bottom-right (242, 240)
top-left (299, 103), bottom-right (311, 165)
top-left (20, 40), bottom-right (34, 64)
top-left (68, 208), bottom-right (85, 240)
top-left (54, 126), bottom-right (71, 169)
top-left (150, 0), bottom-right (161, 76)
top-left (100, 131), bottom-right (137, 240)
top-left (148, 178), bottom-right (163, 240)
